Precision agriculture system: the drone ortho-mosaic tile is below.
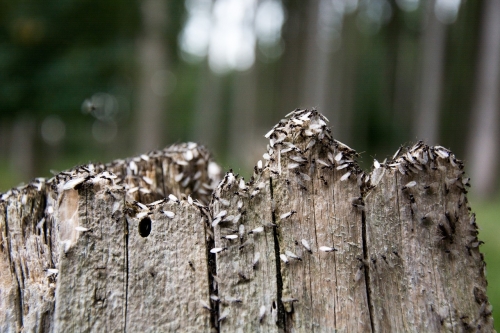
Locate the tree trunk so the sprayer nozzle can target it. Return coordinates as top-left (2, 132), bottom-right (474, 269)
top-left (135, 0), bottom-right (170, 153)
top-left (414, 0), bottom-right (447, 145)
top-left (466, 0), bottom-right (500, 198)
top-left (0, 110), bottom-right (492, 332)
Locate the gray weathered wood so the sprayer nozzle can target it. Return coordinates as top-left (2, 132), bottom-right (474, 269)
top-left (213, 168), bottom-right (279, 332)
top-left (364, 143), bottom-right (493, 331)
top-left (269, 111), bottom-right (370, 331)
top-left (0, 110), bottom-right (493, 332)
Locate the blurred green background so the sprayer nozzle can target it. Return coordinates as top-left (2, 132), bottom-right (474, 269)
top-left (0, 0), bottom-right (498, 327)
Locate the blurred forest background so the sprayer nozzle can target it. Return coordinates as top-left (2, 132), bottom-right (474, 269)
top-left (0, 0), bottom-right (499, 326)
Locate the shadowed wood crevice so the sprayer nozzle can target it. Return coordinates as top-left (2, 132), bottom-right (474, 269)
top-left (0, 110), bottom-right (493, 332)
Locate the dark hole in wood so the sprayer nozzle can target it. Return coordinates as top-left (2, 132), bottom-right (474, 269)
top-left (139, 217), bottom-right (152, 237)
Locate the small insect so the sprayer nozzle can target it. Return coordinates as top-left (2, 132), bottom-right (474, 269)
top-left (248, 226), bottom-right (264, 234)
top-left (280, 210), bottom-right (297, 220)
top-left (200, 300), bottom-right (211, 311)
top-left (188, 261), bottom-right (195, 270)
top-left (211, 217), bottom-right (222, 227)
top-left (316, 159), bottom-right (330, 168)
top-left (215, 210), bottom-right (227, 219)
top-left (222, 234), bottom-right (238, 240)
top-left (175, 172), bottom-right (185, 182)
top-left (306, 139), bottom-right (315, 151)
top-left (257, 160), bottom-right (263, 171)
top-left (218, 308), bottom-right (230, 322)
top-left (319, 246), bottom-right (337, 253)
top-left (340, 172), bottom-right (351, 182)
top-left (168, 194), bottom-right (180, 204)
top-left (336, 163), bottom-right (350, 170)
top-left (259, 305), bottom-right (266, 323)
top-left (239, 179), bottom-right (248, 191)
top-left (210, 247), bottom-right (227, 254)
top-left (75, 226), bottom-right (90, 232)
top-left (280, 254), bottom-right (289, 265)
top-left (187, 195), bottom-right (194, 205)
top-left (210, 294), bottom-right (220, 302)
top-left (239, 224), bottom-right (245, 240)
top-left (301, 239), bottom-right (312, 253)
top-left (160, 210), bottom-right (175, 219)
top-left (288, 163), bottom-right (300, 169)
top-left (46, 268), bottom-right (59, 275)
top-left (374, 159), bottom-right (381, 169)
top-left (402, 181), bottom-right (417, 190)
top-left (290, 155), bottom-right (307, 163)
top-left (285, 250), bottom-right (302, 261)
top-left (253, 252), bottom-right (261, 269)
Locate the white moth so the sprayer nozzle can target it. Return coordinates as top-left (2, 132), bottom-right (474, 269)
top-left (215, 210), bottom-right (227, 219)
top-left (168, 194), bottom-right (180, 203)
top-left (402, 181), bottom-right (417, 190)
top-left (46, 268), bottom-right (59, 275)
top-left (280, 210), bottom-right (296, 220)
top-left (301, 239), bottom-right (312, 253)
top-left (75, 226), bottom-right (89, 232)
top-left (249, 226), bottom-right (264, 234)
top-left (223, 234), bottom-right (238, 240)
top-left (285, 250), bottom-right (302, 261)
top-left (239, 179), bottom-right (248, 190)
top-left (335, 152), bottom-right (343, 162)
top-left (290, 155), bottom-right (307, 163)
top-left (340, 172), bottom-right (351, 181)
top-left (257, 160), bottom-right (263, 170)
top-left (187, 195), bottom-right (194, 205)
top-left (211, 217), bottom-right (222, 227)
top-left (316, 159), bottom-right (330, 167)
top-left (374, 159), bottom-right (381, 169)
top-left (200, 300), bottom-right (211, 310)
top-left (218, 308), bottom-right (230, 322)
top-left (319, 246), bottom-right (337, 252)
top-left (210, 247), bottom-right (227, 254)
top-left (264, 128), bottom-right (275, 138)
top-left (161, 210), bottom-right (175, 219)
top-left (142, 176), bottom-right (154, 185)
top-left (253, 252), bottom-right (261, 269)
top-left (306, 139), bottom-right (316, 150)
top-left (288, 163), bottom-right (300, 169)
top-left (337, 163), bottom-right (350, 170)
top-left (210, 294), bottom-right (220, 302)
top-left (259, 305), bottom-right (266, 322)
top-left (280, 254), bottom-right (289, 264)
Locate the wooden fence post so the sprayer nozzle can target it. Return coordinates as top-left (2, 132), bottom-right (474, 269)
top-left (0, 110), bottom-right (493, 332)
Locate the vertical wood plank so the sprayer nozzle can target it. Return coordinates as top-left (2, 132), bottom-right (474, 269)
top-left (125, 199), bottom-right (212, 332)
top-left (53, 177), bottom-right (127, 332)
top-left (213, 169), bottom-right (281, 332)
top-left (269, 110), bottom-right (371, 332)
top-left (364, 143), bottom-right (493, 332)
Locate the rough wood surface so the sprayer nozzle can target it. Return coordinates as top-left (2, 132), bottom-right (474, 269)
top-left (364, 143), bottom-right (493, 331)
top-left (0, 110), bottom-right (493, 332)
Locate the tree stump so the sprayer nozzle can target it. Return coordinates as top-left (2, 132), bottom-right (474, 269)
top-left (0, 110), bottom-right (493, 332)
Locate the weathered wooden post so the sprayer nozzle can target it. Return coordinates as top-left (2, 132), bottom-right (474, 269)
top-left (0, 110), bottom-right (494, 332)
